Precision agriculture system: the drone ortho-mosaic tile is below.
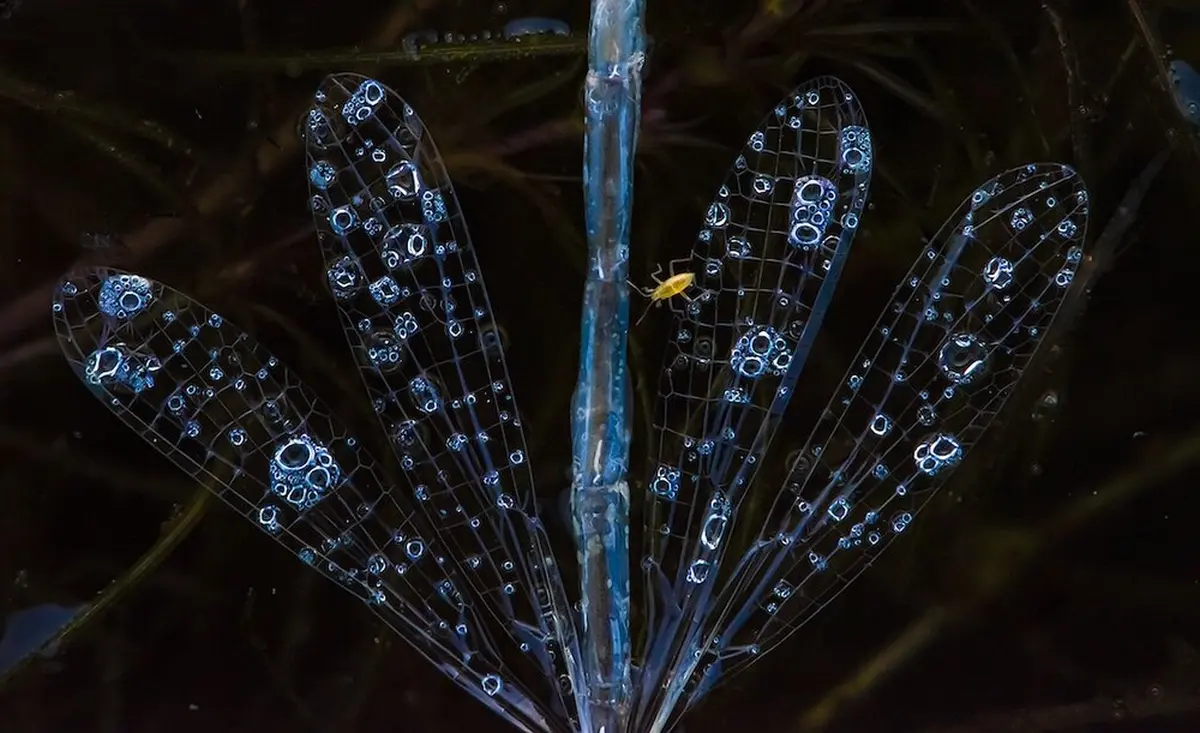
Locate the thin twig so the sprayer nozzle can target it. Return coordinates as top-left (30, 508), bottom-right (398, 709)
top-left (0, 67), bottom-right (194, 155)
top-left (1041, 0), bottom-right (1093, 173)
top-left (173, 36), bottom-right (586, 74)
top-left (927, 678), bottom-right (1200, 732)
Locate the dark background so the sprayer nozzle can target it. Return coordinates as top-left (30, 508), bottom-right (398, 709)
top-left (1, 0), bottom-right (1199, 731)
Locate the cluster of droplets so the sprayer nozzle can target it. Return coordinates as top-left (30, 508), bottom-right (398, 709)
top-left (729, 325), bottom-right (793, 379)
top-left (96, 274), bottom-right (155, 320)
top-left (837, 125), bottom-right (872, 173)
top-left (936, 332), bottom-right (989, 386)
top-left (83, 343), bottom-right (161, 395)
top-left (787, 176), bottom-right (838, 248)
top-left (267, 433), bottom-right (343, 512)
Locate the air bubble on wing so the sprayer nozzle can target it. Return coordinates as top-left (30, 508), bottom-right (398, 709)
top-left (636, 77), bottom-right (873, 725)
top-left (52, 268), bottom-right (560, 733)
top-left (677, 163), bottom-right (1089, 713)
top-left (301, 74), bottom-right (580, 725)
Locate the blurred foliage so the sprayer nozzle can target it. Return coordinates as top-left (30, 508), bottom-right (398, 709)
top-left (0, 0), bottom-right (1198, 731)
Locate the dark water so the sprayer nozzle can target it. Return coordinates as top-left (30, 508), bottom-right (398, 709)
top-left (1, 0), bottom-right (1199, 731)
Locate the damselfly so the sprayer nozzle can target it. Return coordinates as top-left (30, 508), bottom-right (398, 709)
top-left (52, 74), bottom-right (1088, 733)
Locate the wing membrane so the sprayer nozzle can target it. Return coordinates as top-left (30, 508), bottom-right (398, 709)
top-left (637, 77), bottom-right (873, 725)
top-left (683, 163), bottom-right (1090, 708)
top-left (301, 74), bottom-right (580, 725)
top-left (52, 268), bottom-right (563, 733)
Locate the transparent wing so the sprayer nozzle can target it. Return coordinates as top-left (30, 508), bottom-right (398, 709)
top-left (52, 268), bottom-right (563, 733)
top-left (683, 163), bottom-right (1090, 708)
top-left (301, 75), bottom-right (580, 725)
top-left (636, 77), bottom-right (873, 723)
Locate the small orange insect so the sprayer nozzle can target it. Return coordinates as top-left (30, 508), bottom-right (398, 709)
top-left (630, 258), bottom-right (709, 326)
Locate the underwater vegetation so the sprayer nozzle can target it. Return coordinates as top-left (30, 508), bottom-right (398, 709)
top-left (1, 1), bottom-right (1200, 732)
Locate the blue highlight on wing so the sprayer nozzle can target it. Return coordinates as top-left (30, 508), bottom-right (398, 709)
top-left (49, 71), bottom-right (1090, 733)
